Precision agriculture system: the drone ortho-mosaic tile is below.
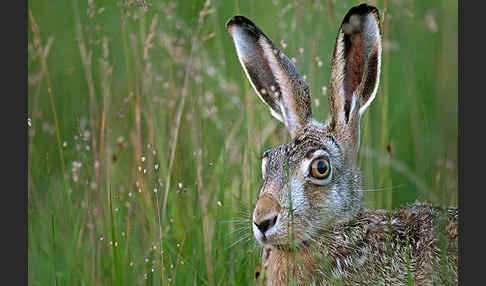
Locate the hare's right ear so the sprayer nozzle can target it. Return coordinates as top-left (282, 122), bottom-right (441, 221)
top-left (227, 16), bottom-right (312, 138)
top-left (328, 4), bottom-right (382, 155)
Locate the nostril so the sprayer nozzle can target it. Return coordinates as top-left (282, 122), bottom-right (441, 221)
top-left (254, 215), bottom-right (278, 234)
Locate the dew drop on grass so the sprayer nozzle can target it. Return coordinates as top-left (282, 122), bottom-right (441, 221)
top-left (322, 86), bottom-right (328, 96)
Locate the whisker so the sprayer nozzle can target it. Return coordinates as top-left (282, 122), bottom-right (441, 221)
top-left (226, 226), bottom-right (250, 236)
top-left (219, 220), bottom-right (251, 226)
top-left (357, 184), bottom-right (405, 193)
top-left (227, 233), bottom-right (251, 249)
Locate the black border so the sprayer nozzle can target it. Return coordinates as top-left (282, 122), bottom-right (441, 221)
top-left (459, 1), bottom-right (485, 284)
top-left (5, 0), bottom-right (28, 284)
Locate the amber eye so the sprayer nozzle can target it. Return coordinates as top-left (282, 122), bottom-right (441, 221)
top-left (310, 158), bottom-right (331, 179)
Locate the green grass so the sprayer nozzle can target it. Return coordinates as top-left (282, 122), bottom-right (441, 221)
top-left (28, 0), bottom-right (457, 285)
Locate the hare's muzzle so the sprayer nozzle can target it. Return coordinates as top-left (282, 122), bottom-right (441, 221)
top-left (253, 195), bottom-right (281, 244)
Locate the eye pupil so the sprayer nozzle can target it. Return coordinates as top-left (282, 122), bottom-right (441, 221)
top-left (317, 161), bottom-right (327, 174)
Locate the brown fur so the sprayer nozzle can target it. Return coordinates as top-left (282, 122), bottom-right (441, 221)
top-left (258, 203), bottom-right (458, 285)
top-left (227, 4), bottom-right (458, 286)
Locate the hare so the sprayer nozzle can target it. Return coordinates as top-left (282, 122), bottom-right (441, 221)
top-left (226, 3), bottom-right (458, 286)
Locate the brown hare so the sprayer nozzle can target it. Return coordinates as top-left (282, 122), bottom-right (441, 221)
top-left (226, 3), bottom-right (458, 285)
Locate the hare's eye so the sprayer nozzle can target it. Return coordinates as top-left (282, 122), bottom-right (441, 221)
top-left (310, 158), bottom-right (331, 179)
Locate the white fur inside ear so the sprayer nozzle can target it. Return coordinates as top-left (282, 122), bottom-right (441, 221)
top-left (270, 108), bottom-right (283, 122)
top-left (358, 14), bottom-right (382, 117)
top-left (232, 26), bottom-right (283, 121)
top-left (260, 37), bottom-right (300, 134)
top-left (349, 92), bottom-right (358, 119)
top-left (359, 44), bottom-right (381, 117)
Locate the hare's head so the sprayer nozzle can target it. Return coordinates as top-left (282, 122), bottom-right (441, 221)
top-left (227, 4), bottom-right (382, 248)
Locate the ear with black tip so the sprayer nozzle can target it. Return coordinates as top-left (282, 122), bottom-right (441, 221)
top-left (227, 15), bottom-right (312, 138)
top-left (327, 4), bottom-right (382, 153)
top-left (328, 4), bottom-right (382, 127)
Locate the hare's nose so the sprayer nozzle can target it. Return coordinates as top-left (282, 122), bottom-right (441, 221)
top-left (253, 194), bottom-right (281, 236)
top-left (254, 215), bottom-right (278, 234)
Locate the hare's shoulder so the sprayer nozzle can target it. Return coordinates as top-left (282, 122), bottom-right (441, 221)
top-left (321, 203), bottom-right (458, 284)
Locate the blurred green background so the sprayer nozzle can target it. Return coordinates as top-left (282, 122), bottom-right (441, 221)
top-left (28, 0), bottom-right (457, 285)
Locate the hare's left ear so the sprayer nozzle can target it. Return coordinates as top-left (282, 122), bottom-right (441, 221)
top-left (227, 15), bottom-right (312, 138)
top-left (328, 4), bottom-right (382, 153)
